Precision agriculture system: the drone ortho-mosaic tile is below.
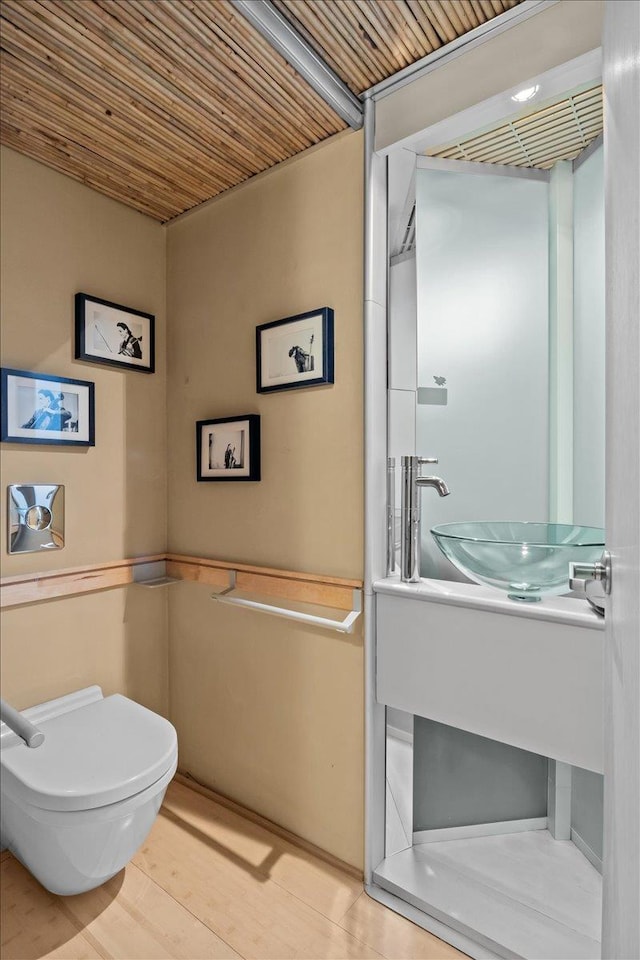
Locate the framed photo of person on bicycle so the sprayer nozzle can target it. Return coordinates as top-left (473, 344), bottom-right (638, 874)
top-left (75, 293), bottom-right (155, 373)
top-left (256, 307), bottom-right (334, 393)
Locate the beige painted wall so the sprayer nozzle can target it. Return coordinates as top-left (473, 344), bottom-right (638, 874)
top-left (166, 131), bottom-right (365, 867)
top-left (0, 147), bottom-right (168, 715)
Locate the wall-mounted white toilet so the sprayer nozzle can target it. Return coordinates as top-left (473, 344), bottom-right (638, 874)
top-left (0, 685), bottom-right (177, 895)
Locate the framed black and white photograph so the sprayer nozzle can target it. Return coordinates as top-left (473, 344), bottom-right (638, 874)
top-left (75, 292), bottom-right (155, 373)
top-left (256, 307), bottom-right (334, 393)
top-left (196, 415), bottom-right (260, 482)
top-left (1, 368), bottom-right (95, 446)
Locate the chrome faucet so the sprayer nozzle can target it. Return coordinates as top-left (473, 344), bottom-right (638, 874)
top-left (401, 456), bottom-right (450, 582)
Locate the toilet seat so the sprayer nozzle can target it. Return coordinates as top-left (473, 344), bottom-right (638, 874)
top-left (1, 694), bottom-right (177, 812)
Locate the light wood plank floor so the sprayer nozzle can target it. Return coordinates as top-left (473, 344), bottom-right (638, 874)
top-left (1, 780), bottom-right (466, 960)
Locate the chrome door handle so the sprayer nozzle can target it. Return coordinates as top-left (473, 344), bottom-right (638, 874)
top-left (569, 550), bottom-right (611, 616)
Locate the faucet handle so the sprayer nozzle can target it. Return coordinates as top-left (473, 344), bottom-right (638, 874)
top-left (418, 457), bottom-right (438, 465)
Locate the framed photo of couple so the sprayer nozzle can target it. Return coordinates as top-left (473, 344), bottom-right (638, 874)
top-left (75, 293), bottom-right (155, 373)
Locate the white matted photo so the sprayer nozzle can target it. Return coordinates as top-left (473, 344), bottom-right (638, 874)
top-left (196, 415), bottom-right (260, 481)
top-left (1, 368), bottom-right (95, 446)
top-left (75, 293), bottom-right (155, 373)
top-left (256, 307), bottom-right (334, 393)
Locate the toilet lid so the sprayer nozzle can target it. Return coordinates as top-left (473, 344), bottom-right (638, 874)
top-left (0, 695), bottom-right (178, 811)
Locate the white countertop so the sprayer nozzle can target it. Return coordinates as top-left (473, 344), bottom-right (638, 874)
top-left (373, 574), bottom-right (605, 630)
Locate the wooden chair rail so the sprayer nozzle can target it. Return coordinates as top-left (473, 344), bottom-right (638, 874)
top-left (0, 553), bottom-right (362, 611)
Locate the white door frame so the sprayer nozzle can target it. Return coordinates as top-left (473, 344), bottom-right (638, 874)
top-left (602, 3), bottom-right (640, 957)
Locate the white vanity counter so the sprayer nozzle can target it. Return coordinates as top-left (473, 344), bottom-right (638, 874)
top-left (373, 575), bottom-right (604, 773)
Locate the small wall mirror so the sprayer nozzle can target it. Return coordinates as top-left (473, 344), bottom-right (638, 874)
top-left (8, 484), bottom-right (64, 554)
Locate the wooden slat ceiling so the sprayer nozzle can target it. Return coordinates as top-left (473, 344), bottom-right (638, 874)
top-left (271, 0), bottom-right (523, 93)
top-left (427, 84), bottom-right (604, 169)
top-left (1, 0), bottom-right (524, 221)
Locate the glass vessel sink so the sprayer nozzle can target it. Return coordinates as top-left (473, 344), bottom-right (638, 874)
top-left (430, 521), bottom-right (605, 602)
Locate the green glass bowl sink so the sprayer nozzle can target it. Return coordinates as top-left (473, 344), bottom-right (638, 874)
top-left (430, 521), bottom-right (605, 602)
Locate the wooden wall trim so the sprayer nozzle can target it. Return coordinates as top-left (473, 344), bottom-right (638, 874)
top-left (0, 554), bottom-right (167, 609)
top-left (0, 553), bottom-right (363, 610)
top-left (166, 553), bottom-right (361, 611)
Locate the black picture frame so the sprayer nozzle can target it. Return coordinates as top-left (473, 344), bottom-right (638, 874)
top-left (256, 307), bottom-right (334, 393)
top-left (1, 367), bottom-right (95, 446)
top-left (75, 293), bottom-right (155, 373)
top-left (196, 415), bottom-right (261, 482)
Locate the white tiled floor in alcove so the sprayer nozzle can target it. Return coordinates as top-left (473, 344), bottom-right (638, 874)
top-left (383, 728), bottom-right (603, 957)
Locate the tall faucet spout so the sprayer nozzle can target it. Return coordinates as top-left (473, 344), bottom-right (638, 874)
top-left (400, 456), bottom-right (450, 583)
top-left (417, 476), bottom-right (450, 497)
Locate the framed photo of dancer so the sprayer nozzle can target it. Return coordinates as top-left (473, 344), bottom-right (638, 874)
top-left (196, 415), bottom-right (261, 482)
top-left (75, 293), bottom-right (155, 373)
top-left (256, 307), bottom-right (334, 393)
top-left (1, 368), bottom-right (95, 446)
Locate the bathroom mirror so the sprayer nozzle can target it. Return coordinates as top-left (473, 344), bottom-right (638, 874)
top-left (388, 70), bottom-right (605, 583)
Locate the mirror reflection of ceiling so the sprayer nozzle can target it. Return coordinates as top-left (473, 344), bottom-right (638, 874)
top-left (426, 84), bottom-right (603, 169)
top-left (0, 0), bottom-right (523, 222)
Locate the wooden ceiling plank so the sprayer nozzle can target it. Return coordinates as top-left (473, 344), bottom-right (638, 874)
top-left (99, 0), bottom-right (316, 159)
top-left (350, 0), bottom-right (409, 72)
top-left (48, 0), bottom-right (295, 167)
top-left (519, 117), bottom-right (579, 144)
top-left (212, 0), bottom-right (345, 132)
top-left (320, 0), bottom-right (400, 79)
top-left (33, 0), bottom-right (296, 169)
top-left (527, 129), bottom-right (593, 155)
top-left (433, 0), bottom-right (466, 35)
top-left (270, 1), bottom-right (376, 92)
top-left (451, 0), bottom-right (478, 31)
top-left (326, 0), bottom-right (385, 86)
top-left (371, 1), bottom-right (422, 65)
top-left (467, 144), bottom-right (527, 164)
top-left (0, 97), bottom-right (200, 212)
top-left (469, 0), bottom-right (490, 23)
top-left (294, 0), bottom-right (380, 88)
top-left (516, 109), bottom-right (575, 135)
top-left (0, 119), bottom-right (178, 219)
top-left (2, 2), bottom-right (274, 175)
top-left (405, 0), bottom-right (445, 50)
top-left (0, 18), bottom-right (261, 185)
top-left (479, 0), bottom-right (499, 19)
top-left (421, 1), bottom-right (458, 44)
top-left (377, 2), bottom-right (423, 63)
top-left (525, 114), bottom-right (602, 146)
top-left (390, 0), bottom-right (441, 55)
top-left (0, 70), bottom-right (217, 204)
top-left (178, 0), bottom-right (343, 136)
top-left (0, 39), bottom-right (246, 192)
top-left (370, 0), bottom-right (422, 68)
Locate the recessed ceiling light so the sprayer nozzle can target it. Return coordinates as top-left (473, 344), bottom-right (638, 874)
top-left (511, 85), bottom-right (540, 103)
